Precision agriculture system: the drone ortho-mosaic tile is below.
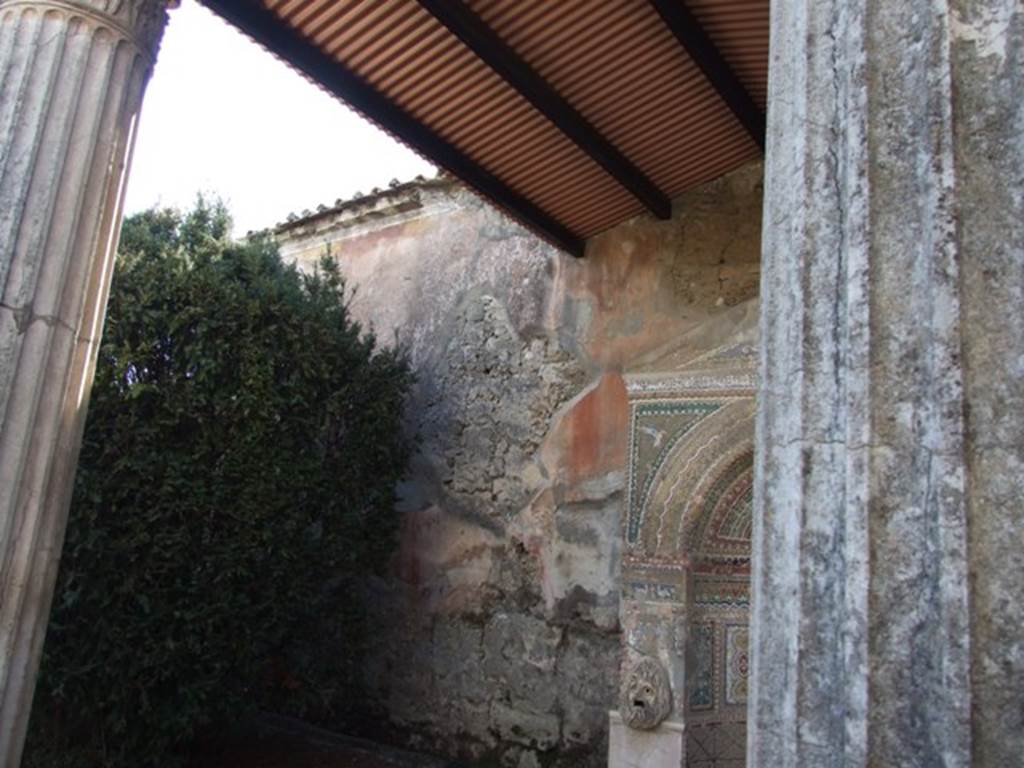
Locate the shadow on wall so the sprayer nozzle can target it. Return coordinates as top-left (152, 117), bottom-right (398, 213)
top-left (272, 162), bottom-right (764, 767)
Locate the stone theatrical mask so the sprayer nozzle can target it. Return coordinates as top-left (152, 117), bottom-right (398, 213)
top-left (619, 655), bottom-right (672, 730)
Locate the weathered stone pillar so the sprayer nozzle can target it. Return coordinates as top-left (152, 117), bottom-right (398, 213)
top-left (0, 1), bottom-right (169, 763)
top-left (751, 1), bottom-right (1022, 766)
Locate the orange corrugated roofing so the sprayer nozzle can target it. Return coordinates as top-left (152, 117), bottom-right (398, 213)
top-left (205, 0), bottom-right (768, 254)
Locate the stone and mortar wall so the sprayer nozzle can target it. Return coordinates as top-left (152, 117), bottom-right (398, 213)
top-left (274, 164), bottom-right (763, 767)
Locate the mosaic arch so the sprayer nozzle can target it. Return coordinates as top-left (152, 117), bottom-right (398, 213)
top-left (619, 341), bottom-right (756, 768)
top-left (684, 448), bottom-right (752, 768)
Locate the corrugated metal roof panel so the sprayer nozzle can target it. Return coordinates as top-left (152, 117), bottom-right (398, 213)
top-left (241, 0), bottom-right (769, 250)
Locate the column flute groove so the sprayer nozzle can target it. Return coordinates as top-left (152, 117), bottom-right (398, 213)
top-left (0, 2), bottom-right (169, 764)
top-left (752, 1), bottom-right (1022, 766)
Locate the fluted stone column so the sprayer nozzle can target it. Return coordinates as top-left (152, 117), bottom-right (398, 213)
top-left (0, 1), bottom-right (169, 763)
top-left (751, 2), bottom-right (1022, 767)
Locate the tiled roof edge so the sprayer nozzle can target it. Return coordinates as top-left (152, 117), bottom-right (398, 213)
top-left (254, 173), bottom-right (459, 237)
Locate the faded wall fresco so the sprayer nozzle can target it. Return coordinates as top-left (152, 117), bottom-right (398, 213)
top-left (274, 162), bottom-right (763, 767)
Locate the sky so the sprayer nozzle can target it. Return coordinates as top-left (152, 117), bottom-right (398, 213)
top-left (123, 0), bottom-right (436, 236)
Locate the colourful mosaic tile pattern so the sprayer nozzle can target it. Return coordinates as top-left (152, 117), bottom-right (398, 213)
top-left (626, 401), bottom-right (720, 543)
top-left (694, 577), bottom-right (750, 609)
top-left (717, 485), bottom-right (753, 539)
top-left (621, 580), bottom-right (682, 602)
top-left (654, 412), bottom-right (755, 558)
top-left (691, 450), bottom-right (754, 558)
top-left (687, 721), bottom-right (746, 767)
top-left (689, 623), bottom-right (715, 711)
top-left (622, 355), bottom-right (757, 767)
top-left (725, 625), bottom-right (750, 706)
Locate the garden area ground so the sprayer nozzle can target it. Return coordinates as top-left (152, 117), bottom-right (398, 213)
top-left (191, 715), bottom-right (471, 768)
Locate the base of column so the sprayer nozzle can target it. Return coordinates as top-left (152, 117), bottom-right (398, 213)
top-left (608, 711), bottom-right (684, 768)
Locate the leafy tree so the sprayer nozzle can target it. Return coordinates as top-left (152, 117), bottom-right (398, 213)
top-left (26, 200), bottom-right (413, 767)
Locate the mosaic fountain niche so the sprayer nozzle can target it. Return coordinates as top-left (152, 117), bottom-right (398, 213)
top-left (609, 343), bottom-right (755, 768)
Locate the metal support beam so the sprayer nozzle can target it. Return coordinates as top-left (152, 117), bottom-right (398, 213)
top-left (199, 0), bottom-right (586, 258)
top-left (648, 0), bottom-right (766, 151)
top-left (415, 0), bottom-right (672, 220)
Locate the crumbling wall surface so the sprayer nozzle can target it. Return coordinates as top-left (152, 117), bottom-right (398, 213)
top-left (274, 163), bottom-right (763, 767)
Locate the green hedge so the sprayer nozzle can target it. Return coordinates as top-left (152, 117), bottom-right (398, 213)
top-left (26, 201), bottom-right (413, 767)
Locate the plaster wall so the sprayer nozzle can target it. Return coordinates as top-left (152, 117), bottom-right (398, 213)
top-left (275, 162), bottom-right (763, 767)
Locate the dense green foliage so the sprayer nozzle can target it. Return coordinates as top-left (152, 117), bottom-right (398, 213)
top-left (27, 201), bottom-right (413, 767)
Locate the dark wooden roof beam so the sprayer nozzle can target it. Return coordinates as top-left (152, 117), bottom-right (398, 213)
top-left (648, 0), bottom-right (766, 151)
top-left (414, 0), bottom-right (672, 220)
top-left (198, 0), bottom-right (586, 257)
